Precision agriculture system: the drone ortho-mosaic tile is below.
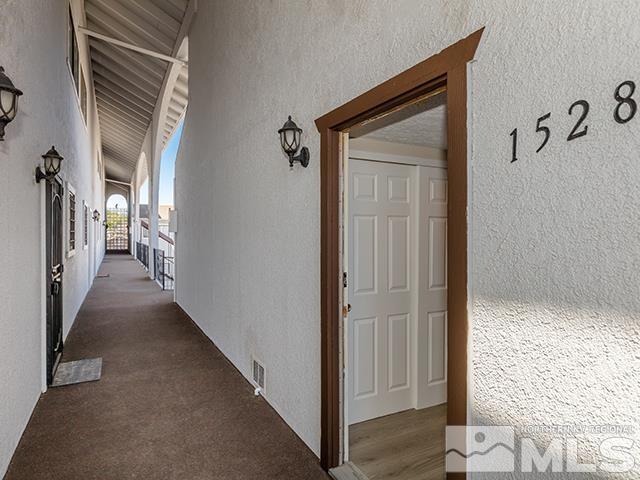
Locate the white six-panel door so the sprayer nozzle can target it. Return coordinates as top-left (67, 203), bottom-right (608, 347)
top-left (347, 159), bottom-right (448, 425)
top-left (348, 159), bottom-right (414, 424)
top-left (416, 165), bottom-right (448, 408)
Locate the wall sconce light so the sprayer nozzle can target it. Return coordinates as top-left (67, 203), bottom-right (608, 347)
top-left (0, 66), bottom-right (23, 141)
top-left (35, 146), bottom-right (63, 183)
top-left (92, 209), bottom-right (100, 222)
top-left (278, 116), bottom-right (309, 168)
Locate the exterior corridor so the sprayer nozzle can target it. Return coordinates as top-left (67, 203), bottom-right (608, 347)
top-left (5, 255), bottom-right (329, 480)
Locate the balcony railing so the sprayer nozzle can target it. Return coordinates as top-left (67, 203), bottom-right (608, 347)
top-left (137, 220), bottom-right (175, 291)
top-left (136, 241), bottom-right (149, 269)
top-left (154, 247), bottom-right (174, 291)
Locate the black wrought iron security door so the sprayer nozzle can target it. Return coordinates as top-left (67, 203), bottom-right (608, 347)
top-left (46, 178), bottom-right (64, 385)
top-left (106, 206), bottom-right (129, 252)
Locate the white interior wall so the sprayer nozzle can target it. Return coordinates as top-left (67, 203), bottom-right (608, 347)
top-left (177, 1), bottom-right (640, 475)
top-left (0, 0), bottom-right (104, 476)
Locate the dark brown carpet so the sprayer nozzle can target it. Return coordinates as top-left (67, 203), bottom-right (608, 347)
top-left (5, 255), bottom-right (329, 480)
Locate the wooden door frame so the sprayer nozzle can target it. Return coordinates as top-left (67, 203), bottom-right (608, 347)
top-left (315, 28), bottom-right (484, 474)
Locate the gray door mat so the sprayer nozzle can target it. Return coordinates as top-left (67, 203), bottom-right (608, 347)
top-left (51, 358), bottom-right (102, 387)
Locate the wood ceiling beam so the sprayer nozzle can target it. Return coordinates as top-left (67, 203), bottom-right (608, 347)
top-left (79, 26), bottom-right (187, 66)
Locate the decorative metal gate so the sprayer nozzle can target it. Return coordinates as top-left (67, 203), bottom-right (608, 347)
top-left (46, 178), bottom-right (64, 385)
top-left (106, 204), bottom-right (129, 252)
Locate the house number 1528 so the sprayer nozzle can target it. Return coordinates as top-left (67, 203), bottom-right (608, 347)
top-left (510, 80), bottom-right (637, 163)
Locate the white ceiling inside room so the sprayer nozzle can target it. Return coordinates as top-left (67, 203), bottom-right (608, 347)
top-left (350, 92), bottom-right (447, 150)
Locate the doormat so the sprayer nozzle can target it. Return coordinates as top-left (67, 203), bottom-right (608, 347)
top-left (97, 274), bottom-right (110, 278)
top-left (51, 358), bottom-right (102, 387)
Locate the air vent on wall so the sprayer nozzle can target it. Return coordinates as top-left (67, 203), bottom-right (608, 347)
top-left (252, 357), bottom-right (265, 395)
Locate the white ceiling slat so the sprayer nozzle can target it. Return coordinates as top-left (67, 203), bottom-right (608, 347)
top-left (86, 2), bottom-right (172, 57)
top-left (93, 64), bottom-right (158, 106)
top-left (91, 50), bottom-right (161, 95)
top-left (95, 87), bottom-right (153, 120)
top-left (119, 0), bottom-right (181, 37)
top-left (169, 96), bottom-right (187, 111)
top-left (99, 118), bottom-right (146, 142)
top-left (98, 109), bottom-right (149, 137)
top-left (173, 82), bottom-right (188, 99)
top-left (158, 0), bottom-right (188, 21)
top-left (167, 104), bottom-right (182, 119)
top-left (101, 135), bottom-right (143, 157)
top-left (90, 38), bottom-right (166, 81)
top-left (91, 0), bottom-right (176, 52)
top-left (96, 94), bottom-right (151, 126)
top-left (99, 120), bottom-right (146, 144)
top-left (94, 74), bottom-right (155, 114)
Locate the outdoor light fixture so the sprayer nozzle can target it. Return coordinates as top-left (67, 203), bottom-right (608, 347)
top-left (0, 66), bottom-right (23, 141)
top-left (92, 209), bottom-right (100, 222)
top-left (278, 116), bottom-right (309, 168)
top-left (35, 146), bottom-right (63, 183)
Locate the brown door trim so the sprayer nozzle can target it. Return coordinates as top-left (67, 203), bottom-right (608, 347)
top-left (315, 28), bottom-right (484, 473)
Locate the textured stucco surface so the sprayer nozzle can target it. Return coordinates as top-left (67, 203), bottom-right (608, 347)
top-left (0, 1), bottom-right (105, 476)
top-left (177, 1), bottom-right (640, 477)
top-left (468, 2), bottom-right (640, 478)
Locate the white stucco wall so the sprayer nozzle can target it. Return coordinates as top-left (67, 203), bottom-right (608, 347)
top-left (0, 0), bottom-right (105, 476)
top-left (177, 0), bottom-right (639, 476)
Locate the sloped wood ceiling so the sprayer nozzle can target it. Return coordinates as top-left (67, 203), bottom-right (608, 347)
top-left (85, 0), bottom-right (189, 182)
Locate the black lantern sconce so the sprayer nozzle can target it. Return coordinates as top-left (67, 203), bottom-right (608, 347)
top-left (35, 146), bottom-right (63, 183)
top-left (278, 116), bottom-right (309, 168)
top-left (0, 66), bottom-right (23, 141)
top-left (92, 209), bottom-right (101, 222)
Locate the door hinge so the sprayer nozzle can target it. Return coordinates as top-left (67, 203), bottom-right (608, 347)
top-left (343, 271), bottom-right (348, 288)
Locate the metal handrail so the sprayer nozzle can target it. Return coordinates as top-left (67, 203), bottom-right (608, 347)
top-left (135, 241), bottom-right (149, 270)
top-left (153, 247), bottom-right (174, 291)
top-left (140, 219), bottom-right (174, 245)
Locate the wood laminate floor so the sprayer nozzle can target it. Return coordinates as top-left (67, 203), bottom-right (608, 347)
top-left (349, 404), bottom-right (446, 480)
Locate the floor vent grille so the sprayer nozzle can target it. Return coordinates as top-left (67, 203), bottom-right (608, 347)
top-left (252, 358), bottom-right (265, 391)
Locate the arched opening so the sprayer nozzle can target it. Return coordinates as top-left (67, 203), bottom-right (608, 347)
top-left (106, 193), bottom-right (129, 252)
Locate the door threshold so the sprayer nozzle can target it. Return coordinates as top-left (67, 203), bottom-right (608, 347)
top-left (50, 351), bottom-right (63, 384)
top-left (329, 462), bottom-right (369, 480)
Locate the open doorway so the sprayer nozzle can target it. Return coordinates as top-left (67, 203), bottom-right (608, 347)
top-left (345, 91), bottom-right (448, 479)
top-left (106, 193), bottom-right (129, 252)
top-left (315, 29), bottom-right (483, 479)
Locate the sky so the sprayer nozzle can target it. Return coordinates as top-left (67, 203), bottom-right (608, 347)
top-left (159, 120), bottom-right (183, 205)
top-left (126, 120), bottom-right (183, 209)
